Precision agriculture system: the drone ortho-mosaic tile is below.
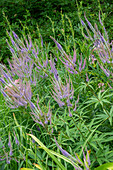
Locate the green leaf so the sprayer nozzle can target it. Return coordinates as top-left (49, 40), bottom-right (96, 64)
top-left (13, 113), bottom-right (25, 138)
top-left (109, 106), bottom-right (113, 126)
top-left (95, 162), bottom-right (113, 170)
top-left (20, 168), bottom-right (34, 170)
top-left (104, 107), bottom-right (113, 126)
top-left (66, 125), bottom-right (70, 137)
top-left (80, 118), bottom-right (108, 156)
top-left (28, 134), bottom-right (66, 170)
top-left (28, 134), bottom-right (81, 169)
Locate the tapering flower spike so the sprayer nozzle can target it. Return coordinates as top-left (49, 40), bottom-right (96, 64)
top-left (49, 56), bottom-right (59, 81)
top-left (50, 36), bottom-right (68, 57)
top-left (8, 133), bottom-right (13, 156)
top-left (13, 130), bottom-right (19, 146)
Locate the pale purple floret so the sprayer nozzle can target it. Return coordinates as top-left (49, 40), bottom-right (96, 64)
top-left (49, 57), bottom-right (58, 80)
top-left (50, 36), bottom-right (68, 58)
top-left (68, 107), bottom-right (72, 117)
top-left (35, 55), bottom-right (49, 78)
top-left (13, 130), bottom-right (19, 146)
top-left (99, 64), bottom-right (110, 77)
top-left (84, 13), bottom-right (96, 34)
top-left (98, 11), bottom-right (109, 42)
top-left (86, 73), bottom-right (89, 82)
top-left (30, 101), bottom-right (36, 110)
top-left (30, 131), bottom-right (36, 143)
top-left (81, 147), bottom-right (91, 170)
top-left (55, 135), bottom-right (91, 169)
top-left (40, 35), bottom-right (43, 47)
top-left (59, 50), bottom-right (78, 74)
top-left (78, 55), bottom-right (86, 72)
top-left (8, 134), bottom-right (13, 156)
top-left (80, 19), bottom-right (85, 26)
top-left (73, 95), bottom-right (79, 112)
top-left (50, 36), bottom-right (64, 51)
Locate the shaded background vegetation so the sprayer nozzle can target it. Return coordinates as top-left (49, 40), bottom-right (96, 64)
top-left (0, 1), bottom-right (113, 169)
top-left (0, 0), bottom-right (113, 64)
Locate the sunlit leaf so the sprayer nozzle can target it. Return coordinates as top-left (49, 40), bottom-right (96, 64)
top-left (95, 162), bottom-right (113, 170)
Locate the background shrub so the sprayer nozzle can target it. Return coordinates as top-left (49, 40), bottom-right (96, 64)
top-left (0, 0), bottom-right (113, 64)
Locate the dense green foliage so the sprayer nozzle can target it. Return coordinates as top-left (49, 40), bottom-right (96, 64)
top-left (0, 1), bottom-right (113, 170)
top-left (0, 0), bottom-right (113, 64)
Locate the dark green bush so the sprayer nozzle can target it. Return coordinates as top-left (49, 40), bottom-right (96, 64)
top-left (0, 0), bottom-right (113, 64)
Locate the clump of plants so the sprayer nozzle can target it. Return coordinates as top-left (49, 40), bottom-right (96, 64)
top-left (0, 10), bottom-right (113, 170)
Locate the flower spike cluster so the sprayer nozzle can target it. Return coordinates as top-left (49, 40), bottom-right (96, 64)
top-left (7, 31), bottom-right (49, 80)
top-left (51, 76), bottom-right (74, 108)
top-left (0, 66), bottom-right (32, 108)
top-left (0, 131), bottom-right (20, 164)
top-left (30, 97), bottom-right (52, 128)
top-left (51, 37), bottom-right (86, 74)
top-left (81, 13), bottom-right (113, 79)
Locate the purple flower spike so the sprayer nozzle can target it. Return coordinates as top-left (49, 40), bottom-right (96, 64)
top-left (87, 149), bottom-right (91, 166)
top-left (0, 77), bottom-right (6, 84)
top-left (54, 137), bottom-right (71, 158)
top-left (86, 73), bottom-right (89, 82)
top-left (73, 95), bottom-right (79, 112)
top-left (58, 48), bottom-right (86, 75)
top-left (78, 55), bottom-right (86, 72)
top-left (84, 13), bottom-right (96, 34)
top-left (50, 36), bottom-right (68, 57)
top-left (8, 133), bottom-right (13, 156)
top-left (82, 147), bottom-right (86, 162)
top-left (49, 57), bottom-right (59, 81)
top-left (81, 19), bottom-right (85, 26)
top-left (74, 153), bottom-right (83, 165)
top-left (12, 31), bottom-right (19, 39)
top-left (13, 130), bottom-right (19, 146)
top-left (68, 107), bottom-right (72, 117)
top-left (40, 35), bottom-right (43, 47)
top-left (50, 36), bottom-right (64, 51)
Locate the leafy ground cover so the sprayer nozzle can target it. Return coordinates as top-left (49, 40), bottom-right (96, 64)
top-left (0, 1), bottom-right (113, 170)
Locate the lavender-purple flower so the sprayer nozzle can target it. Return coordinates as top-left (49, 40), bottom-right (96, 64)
top-left (51, 76), bottom-right (74, 109)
